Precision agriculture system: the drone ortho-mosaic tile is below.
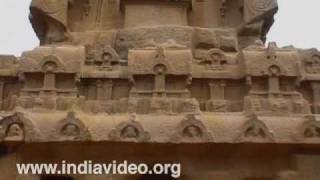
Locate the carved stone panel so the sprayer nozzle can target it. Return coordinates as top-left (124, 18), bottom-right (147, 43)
top-left (52, 112), bottom-right (91, 141)
top-left (0, 112), bottom-right (39, 142)
top-left (304, 51), bottom-right (320, 74)
top-left (300, 116), bottom-right (320, 142)
top-left (236, 113), bottom-right (274, 143)
top-left (85, 45), bottom-right (120, 71)
top-left (109, 117), bottom-right (150, 142)
top-left (201, 48), bottom-right (228, 71)
top-left (171, 114), bottom-right (212, 143)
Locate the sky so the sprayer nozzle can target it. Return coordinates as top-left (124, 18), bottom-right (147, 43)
top-left (0, 0), bottom-right (319, 56)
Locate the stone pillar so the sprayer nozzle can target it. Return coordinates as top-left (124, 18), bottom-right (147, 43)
top-left (105, 80), bottom-right (113, 100)
top-left (97, 80), bottom-right (113, 100)
top-left (209, 81), bottom-right (226, 100)
top-left (153, 64), bottom-right (166, 97)
top-left (43, 72), bottom-right (56, 89)
top-left (311, 82), bottom-right (320, 113)
top-left (154, 74), bottom-right (166, 92)
top-left (268, 75), bottom-right (280, 93)
top-left (97, 80), bottom-right (104, 100)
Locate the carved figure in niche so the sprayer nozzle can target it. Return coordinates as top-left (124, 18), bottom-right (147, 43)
top-left (121, 125), bottom-right (139, 139)
top-left (39, 55), bottom-right (65, 90)
top-left (183, 125), bottom-right (202, 138)
top-left (0, 113), bottom-right (39, 142)
top-left (102, 52), bottom-right (112, 67)
top-left (305, 54), bottom-right (320, 74)
top-left (304, 126), bottom-right (320, 138)
top-left (39, 55), bottom-right (65, 72)
top-left (245, 123), bottom-right (266, 138)
top-left (109, 120), bottom-right (150, 142)
top-left (30, 0), bottom-right (73, 44)
top-left (61, 123), bottom-right (80, 138)
top-left (268, 64), bottom-right (281, 93)
top-left (153, 64), bottom-right (167, 95)
top-left (5, 123), bottom-right (24, 141)
top-left (171, 114), bottom-right (212, 142)
top-left (154, 64), bottom-right (166, 75)
top-left (236, 113), bottom-right (274, 142)
top-left (86, 45), bottom-right (119, 71)
top-left (301, 117), bottom-right (320, 139)
top-left (269, 65), bottom-right (280, 76)
top-left (54, 112), bottom-right (91, 141)
top-left (42, 61), bottom-right (58, 72)
top-left (202, 49), bottom-right (227, 71)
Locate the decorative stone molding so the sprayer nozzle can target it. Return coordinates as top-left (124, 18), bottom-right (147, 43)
top-left (171, 114), bottom-right (212, 143)
top-left (304, 51), bottom-right (320, 74)
top-left (86, 45), bottom-right (120, 71)
top-left (235, 113), bottom-right (274, 143)
top-left (109, 115), bottom-right (150, 142)
top-left (0, 112), bottom-right (39, 142)
top-left (52, 112), bottom-right (91, 141)
top-left (38, 55), bottom-right (66, 73)
top-left (300, 115), bottom-right (320, 141)
top-left (201, 48), bottom-right (228, 71)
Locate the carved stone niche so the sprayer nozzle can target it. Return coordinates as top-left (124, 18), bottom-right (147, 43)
top-left (109, 117), bottom-right (150, 142)
top-left (38, 55), bottom-right (66, 72)
top-left (128, 47), bottom-right (192, 98)
top-left (0, 112), bottom-right (39, 142)
top-left (85, 45), bottom-right (120, 71)
top-left (304, 51), bottom-right (320, 74)
top-left (300, 115), bottom-right (320, 142)
top-left (19, 53), bottom-right (79, 111)
top-left (235, 113), bottom-right (274, 143)
top-left (52, 112), bottom-right (91, 141)
top-left (171, 114), bottom-right (212, 143)
top-left (201, 48), bottom-right (228, 71)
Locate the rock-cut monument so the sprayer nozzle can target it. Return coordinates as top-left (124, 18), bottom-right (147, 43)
top-left (0, 0), bottom-right (319, 179)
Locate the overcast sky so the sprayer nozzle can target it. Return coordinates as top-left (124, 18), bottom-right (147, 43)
top-left (0, 0), bottom-right (319, 56)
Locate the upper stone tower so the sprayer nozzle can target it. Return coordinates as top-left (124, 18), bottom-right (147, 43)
top-left (29, 0), bottom-right (278, 46)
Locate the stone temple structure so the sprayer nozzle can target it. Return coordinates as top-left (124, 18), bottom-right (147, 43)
top-left (0, 0), bottom-right (320, 179)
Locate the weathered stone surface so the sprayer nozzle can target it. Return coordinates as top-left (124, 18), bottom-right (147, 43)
top-left (1, 0), bottom-right (320, 179)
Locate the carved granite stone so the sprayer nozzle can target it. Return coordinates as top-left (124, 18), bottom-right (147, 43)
top-left (52, 112), bottom-right (91, 141)
top-left (1, 0), bottom-right (320, 179)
